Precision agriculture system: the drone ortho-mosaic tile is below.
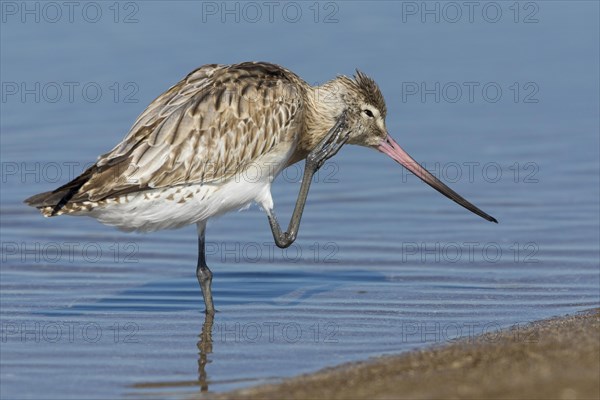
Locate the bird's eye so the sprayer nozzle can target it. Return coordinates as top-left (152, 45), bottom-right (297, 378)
top-left (363, 109), bottom-right (374, 118)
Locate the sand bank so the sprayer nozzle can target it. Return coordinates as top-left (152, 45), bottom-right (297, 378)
top-left (219, 309), bottom-right (599, 400)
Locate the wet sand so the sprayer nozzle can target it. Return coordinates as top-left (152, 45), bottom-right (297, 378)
top-left (218, 309), bottom-right (599, 400)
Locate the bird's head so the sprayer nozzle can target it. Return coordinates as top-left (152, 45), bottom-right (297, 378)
top-left (334, 71), bottom-right (389, 148)
top-left (323, 70), bottom-right (497, 223)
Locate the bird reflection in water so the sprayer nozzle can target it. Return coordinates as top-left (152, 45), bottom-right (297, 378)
top-left (197, 312), bottom-right (214, 392)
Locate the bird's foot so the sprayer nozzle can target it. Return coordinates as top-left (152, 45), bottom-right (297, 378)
top-left (307, 110), bottom-right (350, 171)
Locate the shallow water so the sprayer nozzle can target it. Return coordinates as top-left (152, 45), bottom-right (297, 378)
top-left (1, 2), bottom-right (599, 398)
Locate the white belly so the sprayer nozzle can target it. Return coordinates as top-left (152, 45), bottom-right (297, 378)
top-left (85, 179), bottom-right (271, 232)
top-left (77, 144), bottom-right (293, 232)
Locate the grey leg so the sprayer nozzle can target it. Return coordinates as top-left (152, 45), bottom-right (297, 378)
top-left (196, 221), bottom-right (215, 314)
top-left (267, 111), bottom-right (350, 249)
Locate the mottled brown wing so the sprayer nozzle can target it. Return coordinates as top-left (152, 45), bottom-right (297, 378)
top-left (73, 62), bottom-right (305, 202)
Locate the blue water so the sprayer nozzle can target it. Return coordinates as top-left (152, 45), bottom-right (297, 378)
top-left (1, 1), bottom-right (599, 398)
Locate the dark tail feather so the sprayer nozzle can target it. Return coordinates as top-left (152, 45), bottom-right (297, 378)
top-left (24, 189), bottom-right (70, 208)
top-left (24, 167), bottom-right (94, 216)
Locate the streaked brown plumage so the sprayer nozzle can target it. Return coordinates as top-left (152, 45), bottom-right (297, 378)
top-left (25, 61), bottom-right (496, 313)
top-left (29, 63), bottom-right (301, 211)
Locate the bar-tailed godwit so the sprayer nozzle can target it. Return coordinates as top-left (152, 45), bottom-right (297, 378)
top-left (25, 61), bottom-right (497, 313)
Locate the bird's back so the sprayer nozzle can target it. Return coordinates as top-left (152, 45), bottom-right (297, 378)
top-left (25, 62), bottom-right (309, 221)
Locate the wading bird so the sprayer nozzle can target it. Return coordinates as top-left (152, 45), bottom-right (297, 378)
top-left (25, 62), bottom-right (497, 314)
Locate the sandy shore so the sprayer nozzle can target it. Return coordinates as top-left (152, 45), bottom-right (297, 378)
top-left (218, 309), bottom-right (599, 400)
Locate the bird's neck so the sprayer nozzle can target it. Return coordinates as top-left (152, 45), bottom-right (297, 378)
top-left (294, 78), bottom-right (348, 161)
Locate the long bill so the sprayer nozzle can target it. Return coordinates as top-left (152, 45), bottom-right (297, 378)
top-left (378, 135), bottom-right (498, 223)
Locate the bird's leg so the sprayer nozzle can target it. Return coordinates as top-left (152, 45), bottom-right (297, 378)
top-left (267, 111), bottom-right (350, 249)
top-left (196, 221), bottom-right (215, 314)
